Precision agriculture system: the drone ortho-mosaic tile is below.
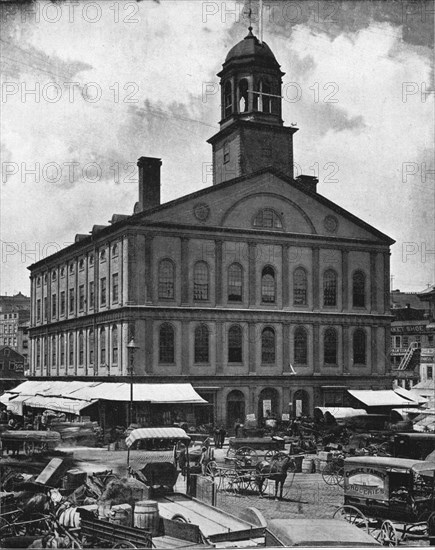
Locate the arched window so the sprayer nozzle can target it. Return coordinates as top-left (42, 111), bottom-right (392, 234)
top-left (89, 329), bottom-right (94, 365)
top-left (100, 327), bottom-right (106, 365)
top-left (194, 324), bottom-right (209, 363)
top-left (36, 339), bottom-right (41, 367)
top-left (293, 267), bottom-right (308, 305)
top-left (353, 329), bottom-right (366, 364)
top-left (324, 328), bottom-right (338, 365)
top-left (323, 269), bottom-right (337, 306)
top-left (158, 259), bottom-right (175, 300)
top-left (159, 323), bottom-right (175, 363)
top-left (261, 327), bottom-right (275, 364)
top-left (224, 81), bottom-right (232, 118)
top-left (256, 79), bottom-right (271, 113)
top-left (51, 335), bottom-right (56, 367)
top-left (194, 261), bottom-right (209, 301)
top-left (261, 266), bottom-right (276, 303)
top-left (228, 325), bottom-right (242, 363)
top-left (238, 79), bottom-right (249, 112)
top-left (60, 334), bottom-right (65, 366)
top-left (353, 271), bottom-right (366, 308)
top-left (69, 333), bottom-right (74, 366)
top-left (79, 330), bottom-right (84, 365)
top-left (294, 327), bottom-right (308, 364)
top-left (228, 263), bottom-right (243, 302)
top-left (253, 208), bottom-right (283, 229)
top-left (112, 325), bottom-right (118, 364)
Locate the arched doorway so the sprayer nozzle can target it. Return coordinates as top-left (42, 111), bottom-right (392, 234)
top-left (226, 390), bottom-right (246, 430)
top-left (258, 388), bottom-right (279, 426)
top-left (293, 389), bottom-right (310, 418)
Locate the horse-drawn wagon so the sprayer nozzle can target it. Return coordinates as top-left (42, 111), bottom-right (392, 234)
top-left (334, 456), bottom-right (435, 545)
top-left (0, 430), bottom-right (60, 457)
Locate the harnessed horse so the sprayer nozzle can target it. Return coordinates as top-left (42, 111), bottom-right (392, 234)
top-left (255, 455), bottom-right (295, 500)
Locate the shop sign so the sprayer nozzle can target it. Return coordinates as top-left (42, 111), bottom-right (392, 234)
top-left (391, 325), bottom-right (428, 334)
top-left (345, 467), bottom-right (388, 500)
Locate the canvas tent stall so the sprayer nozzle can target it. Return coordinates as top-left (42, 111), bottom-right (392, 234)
top-left (1, 381), bottom-right (208, 430)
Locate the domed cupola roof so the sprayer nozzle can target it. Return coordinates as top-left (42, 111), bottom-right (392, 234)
top-left (223, 28), bottom-right (281, 71)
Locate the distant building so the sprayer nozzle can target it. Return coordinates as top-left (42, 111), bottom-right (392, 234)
top-left (417, 286), bottom-right (435, 385)
top-left (0, 309), bottom-right (30, 352)
top-left (391, 287), bottom-right (435, 388)
top-left (0, 346), bottom-right (26, 394)
top-left (0, 292), bottom-right (30, 313)
top-left (17, 320), bottom-right (30, 372)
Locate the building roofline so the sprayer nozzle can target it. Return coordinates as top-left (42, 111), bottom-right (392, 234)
top-left (28, 166), bottom-right (395, 271)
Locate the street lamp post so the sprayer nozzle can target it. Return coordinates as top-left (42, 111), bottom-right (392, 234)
top-left (126, 338), bottom-right (139, 469)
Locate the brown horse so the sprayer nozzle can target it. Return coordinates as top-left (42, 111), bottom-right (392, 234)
top-left (255, 455), bottom-right (295, 500)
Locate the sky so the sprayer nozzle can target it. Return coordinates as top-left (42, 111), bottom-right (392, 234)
top-left (0, 0), bottom-right (434, 296)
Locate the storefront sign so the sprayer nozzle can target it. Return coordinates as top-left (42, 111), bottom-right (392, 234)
top-left (345, 467), bottom-right (388, 500)
top-left (391, 325), bottom-right (429, 334)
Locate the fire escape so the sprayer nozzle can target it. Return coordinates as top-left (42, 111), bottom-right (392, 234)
top-left (398, 343), bottom-right (421, 371)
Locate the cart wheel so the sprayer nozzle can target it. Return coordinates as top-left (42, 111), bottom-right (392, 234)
top-left (172, 514), bottom-right (189, 523)
top-left (235, 446), bottom-right (258, 466)
top-left (333, 505), bottom-right (369, 532)
top-left (379, 520), bottom-right (398, 546)
top-left (0, 517), bottom-right (13, 537)
top-left (206, 460), bottom-right (218, 478)
top-left (23, 441), bottom-right (35, 457)
top-left (322, 462), bottom-right (338, 485)
top-left (335, 466), bottom-right (344, 487)
top-left (112, 542), bottom-right (137, 548)
top-left (223, 469), bottom-right (238, 493)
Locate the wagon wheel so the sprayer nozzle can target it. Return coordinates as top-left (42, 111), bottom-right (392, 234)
top-left (206, 460), bottom-right (218, 479)
top-left (266, 450), bottom-right (289, 463)
top-left (333, 505), bottom-right (369, 532)
top-left (322, 462), bottom-right (338, 485)
top-left (235, 446), bottom-right (258, 466)
top-left (112, 542), bottom-right (137, 548)
top-left (0, 517), bottom-right (13, 537)
top-left (23, 441), bottom-right (35, 457)
top-left (222, 468), bottom-right (238, 493)
top-left (335, 465), bottom-right (344, 487)
top-left (379, 520), bottom-right (398, 546)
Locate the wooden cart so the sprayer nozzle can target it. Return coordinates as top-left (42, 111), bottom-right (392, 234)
top-left (334, 456), bottom-right (435, 545)
top-left (0, 430), bottom-right (60, 456)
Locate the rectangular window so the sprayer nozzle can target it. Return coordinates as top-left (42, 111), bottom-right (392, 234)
top-left (52, 294), bottom-right (57, 318)
top-left (37, 299), bottom-right (41, 321)
top-left (43, 297), bottom-right (47, 321)
top-left (0, 363), bottom-right (3, 370)
top-left (100, 278), bottom-right (107, 306)
top-left (79, 285), bottom-right (85, 311)
top-left (89, 281), bottom-right (95, 309)
top-left (428, 366), bottom-right (433, 380)
top-left (69, 288), bottom-right (75, 313)
top-left (60, 291), bottom-right (66, 315)
top-left (112, 273), bottom-right (119, 303)
top-left (403, 336), bottom-right (409, 347)
top-left (9, 362), bottom-right (15, 371)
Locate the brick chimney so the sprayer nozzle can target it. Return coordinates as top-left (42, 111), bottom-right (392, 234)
top-left (296, 174), bottom-right (318, 193)
top-left (137, 156), bottom-right (162, 212)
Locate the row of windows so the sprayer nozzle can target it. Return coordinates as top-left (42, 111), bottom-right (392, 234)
top-left (35, 325), bottom-right (119, 368)
top-left (33, 324), bottom-right (368, 369)
top-left (158, 323), bottom-right (367, 366)
top-left (36, 274), bottom-right (119, 322)
top-left (223, 78), bottom-right (279, 118)
top-left (158, 259), bottom-right (367, 308)
top-left (35, 244), bottom-right (120, 285)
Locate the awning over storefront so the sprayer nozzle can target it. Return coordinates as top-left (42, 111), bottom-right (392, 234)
top-left (394, 386), bottom-right (428, 405)
top-left (347, 389), bottom-right (418, 407)
top-left (315, 407), bottom-right (367, 420)
top-left (3, 381), bottom-right (207, 414)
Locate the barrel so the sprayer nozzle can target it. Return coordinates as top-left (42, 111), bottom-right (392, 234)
top-left (301, 458), bottom-right (314, 473)
top-left (134, 500), bottom-right (159, 535)
top-left (110, 503), bottom-right (132, 527)
top-left (58, 507), bottom-right (81, 529)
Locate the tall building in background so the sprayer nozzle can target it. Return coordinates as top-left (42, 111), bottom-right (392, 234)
top-left (28, 29), bottom-right (394, 426)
